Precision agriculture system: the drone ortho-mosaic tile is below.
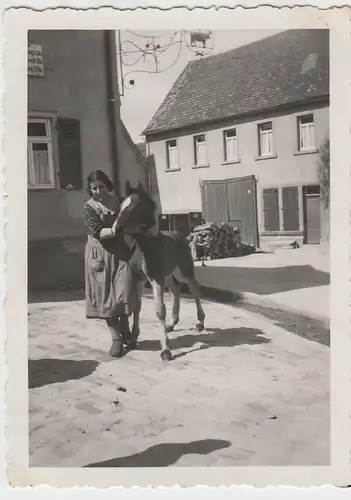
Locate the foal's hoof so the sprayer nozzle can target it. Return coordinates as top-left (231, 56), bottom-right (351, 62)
top-left (161, 349), bottom-right (172, 361)
top-left (195, 323), bottom-right (204, 332)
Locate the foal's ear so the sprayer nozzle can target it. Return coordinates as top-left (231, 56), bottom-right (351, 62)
top-left (125, 180), bottom-right (133, 196)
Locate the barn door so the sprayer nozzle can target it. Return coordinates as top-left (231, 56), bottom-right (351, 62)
top-left (226, 176), bottom-right (258, 247)
top-left (201, 176), bottom-right (259, 247)
top-left (201, 180), bottom-right (228, 223)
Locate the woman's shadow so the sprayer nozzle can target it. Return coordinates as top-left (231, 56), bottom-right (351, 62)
top-left (137, 326), bottom-right (270, 360)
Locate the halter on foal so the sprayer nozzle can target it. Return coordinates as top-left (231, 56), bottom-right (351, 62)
top-left (113, 181), bottom-right (206, 361)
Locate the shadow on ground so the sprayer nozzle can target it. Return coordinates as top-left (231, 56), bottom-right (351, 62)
top-left (28, 288), bottom-right (86, 304)
top-left (137, 326), bottom-right (270, 358)
top-left (196, 265), bottom-right (329, 295)
top-left (85, 438), bottom-right (231, 467)
top-left (237, 302), bottom-right (330, 347)
top-left (28, 358), bottom-right (99, 389)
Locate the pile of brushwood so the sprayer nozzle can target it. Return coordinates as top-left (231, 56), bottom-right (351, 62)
top-left (187, 222), bottom-right (256, 261)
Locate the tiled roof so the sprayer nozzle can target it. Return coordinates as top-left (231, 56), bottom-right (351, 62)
top-left (144, 30), bottom-right (329, 136)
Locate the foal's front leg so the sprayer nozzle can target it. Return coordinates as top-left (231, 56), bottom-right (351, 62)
top-left (150, 278), bottom-right (172, 361)
top-left (131, 281), bottom-right (144, 344)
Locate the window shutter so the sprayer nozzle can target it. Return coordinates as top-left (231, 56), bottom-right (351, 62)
top-left (263, 188), bottom-right (279, 231)
top-left (57, 118), bottom-right (83, 190)
top-left (282, 186), bottom-right (299, 231)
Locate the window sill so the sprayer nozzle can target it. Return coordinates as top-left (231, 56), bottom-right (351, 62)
top-left (261, 231), bottom-right (303, 236)
top-left (221, 159), bottom-right (241, 166)
top-left (165, 167), bottom-right (181, 172)
top-left (255, 154), bottom-right (277, 161)
top-left (293, 149), bottom-right (319, 156)
top-left (28, 185), bottom-right (57, 191)
top-left (192, 164), bottom-right (210, 169)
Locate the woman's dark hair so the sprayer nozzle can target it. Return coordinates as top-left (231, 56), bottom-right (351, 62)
top-left (87, 170), bottom-right (114, 196)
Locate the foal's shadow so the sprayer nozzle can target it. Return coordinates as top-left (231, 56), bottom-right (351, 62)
top-left (137, 327), bottom-right (270, 359)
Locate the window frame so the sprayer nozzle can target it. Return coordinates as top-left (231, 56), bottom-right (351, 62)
top-left (165, 138), bottom-right (179, 170)
top-left (258, 121), bottom-right (274, 158)
top-left (297, 113), bottom-right (315, 152)
top-left (27, 117), bottom-right (56, 190)
top-left (223, 128), bottom-right (238, 162)
top-left (193, 133), bottom-right (208, 167)
top-left (262, 185), bottom-right (303, 234)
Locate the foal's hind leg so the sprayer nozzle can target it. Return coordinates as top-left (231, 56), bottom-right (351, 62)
top-left (182, 276), bottom-right (205, 332)
top-left (165, 275), bottom-right (181, 333)
top-left (150, 278), bottom-right (172, 361)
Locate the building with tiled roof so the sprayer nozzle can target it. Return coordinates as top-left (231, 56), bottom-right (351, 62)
top-left (144, 29), bottom-right (329, 247)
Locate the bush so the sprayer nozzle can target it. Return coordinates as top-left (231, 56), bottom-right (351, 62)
top-left (317, 137), bottom-right (330, 210)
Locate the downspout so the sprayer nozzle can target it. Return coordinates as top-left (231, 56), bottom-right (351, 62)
top-left (104, 30), bottom-right (121, 196)
top-left (145, 139), bottom-right (151, 194)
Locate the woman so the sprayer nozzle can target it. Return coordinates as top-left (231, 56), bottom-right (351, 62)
top-left (84, 170), bottom-right (142, 358)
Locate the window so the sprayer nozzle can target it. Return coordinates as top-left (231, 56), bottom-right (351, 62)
top-left (27, 118), bottom-right (55, 188)
top-left (166, 139), bottom-right (178, 169)
top-left (194, 134), bottom-right (208, 166)
top-left (298, 114), bottom-right (315, 151)
top-left (263, 186), bottom-right (300, 232)
top-left (224, 129), bottom-right (238, 162)
top-left (258, 122), bottom-right (273, 157)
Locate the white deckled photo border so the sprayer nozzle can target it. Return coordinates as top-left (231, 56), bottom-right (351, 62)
top-left (2, 5), bottom-right (351, 489)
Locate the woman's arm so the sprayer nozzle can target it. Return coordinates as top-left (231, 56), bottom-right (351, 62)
top-left (84, 204), bottom-right (116, 240)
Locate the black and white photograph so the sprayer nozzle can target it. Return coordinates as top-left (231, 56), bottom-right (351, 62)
top-left (3, 5), bottom-right (350, 490)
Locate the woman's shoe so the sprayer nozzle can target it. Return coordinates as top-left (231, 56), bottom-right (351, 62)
top-left (109, 340), bottom-right (123, 357)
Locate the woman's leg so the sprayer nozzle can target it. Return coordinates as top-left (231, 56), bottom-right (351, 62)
top-left (119, 313), bottom-right (133, 345)
top-left (106, 318), bottom-right (123, 357)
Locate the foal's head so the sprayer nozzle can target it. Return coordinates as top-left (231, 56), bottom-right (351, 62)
top-left (115, 181), bottom-right (157, 233)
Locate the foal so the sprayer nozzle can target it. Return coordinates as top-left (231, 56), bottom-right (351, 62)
top-left (113, 182), bottom-right (206, 361)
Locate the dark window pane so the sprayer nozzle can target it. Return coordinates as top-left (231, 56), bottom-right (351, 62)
top-left (282, 186), bottom-right (299, 230)
top-left (260, 121), bottom-right (272, 131)
top-left (282, 186), bottom-right (299, 209)
top-left (32, 142), bottom-right (48, 151)
top-left (225, 129), bottom-right (236, 138)
top-left (196, 134), bottom-right (205, 143)
top-left (264, 210), bottom-right (280, 231)
top-left (282, 210), bottom-right (299, 230)
top-left (263, 188), bottom-right (279, 231)
top-left (306, 185), bottom-right (320, 195)
top-left (299, 114), bottom-right (313, 125)
top-left (28, 121), bottom-right (47, 137)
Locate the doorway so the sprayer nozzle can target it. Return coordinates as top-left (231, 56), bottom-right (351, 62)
top-left (303, 185), bottom-right (321, 244)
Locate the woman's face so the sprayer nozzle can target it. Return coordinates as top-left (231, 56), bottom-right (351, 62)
top-left (90, 180), bottom-right (109, 201)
